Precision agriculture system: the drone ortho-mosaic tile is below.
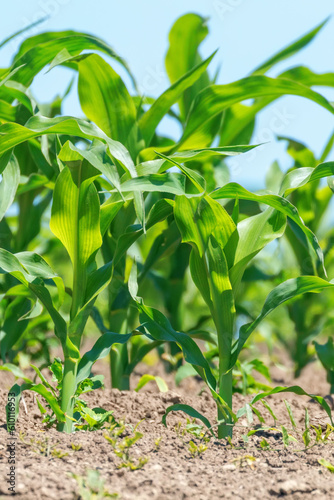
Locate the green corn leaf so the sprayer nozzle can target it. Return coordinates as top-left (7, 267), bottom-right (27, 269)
top-left (278, 161), bottom-right (334, 197)
top-left (139, 51), bottom-right (216, 146)
top-left (165, 13), bottom-right (210, 120)
top-left (59, 140), bottom-right (122, 196)
top-left (284, 400), bottom-right (297, 430)
top-left (0, 115), bottom-right (136, 177)
top-left (125, 341), bottom-right (163, 376)
top-left (100, 199), bottom-right (124, 237)
top-left (0, 248), bottom-right (57, 283)
top-left (76, 332), bottom-right (132, 385)
top-left (137, 301), bottom-right (216, 391)
top-left (118, 173), bottom-right (186, 196)
top-left (261, 400), bottom-right (278, 422)
top-left (0, 100), bottom-right (16, 121)
top-left (135, 374), bottom-right (168, 393)
top-left (0, 249), bottom-right (73, 355)
top-left (318, 459), bottom-right (334, 473)
top-left (280, 66), bottom-right (334, 88)
top-left (252, 18), bottom-right (328, 74)
top-left (211, 183), bottom-right (324, 271)
top-left (250, 386), bottom-right (333, 425)
top-left (181, 76), bottom-right (334, 148)
top-left (0, 363), bottom-right (32, 383)
top-left (77, 54), bottom-right (138, 154)
top-left (10, 30), bottom-right (135, 87)
top-left (0, 153), bottom-right (20, 222)
top-left (230, 277), bottom-right (334, 368)
top-left (6, 382), bottom-right (65, 428)
top-left (162, 403), bottom-right (215, 437)
top-left (156, 152), bottom-right (206, 194)
top-left (175, 363), bottom-right (198, 386)
top-left (30, 364), bottom-right (56, 394)
top-left (229, 209), bottom-right (286, 292)
top-left (167, 145), bottom-right (260, 163)
top-left (113, 198), bottom-right (174, 267)
top-left (314, 337), bottom-right (334, 372)
top-left (14, 252), bottom-right (58, 280)
top-left (50, 163), bottom-right (102, 316)
top-left (174, 195), bottom-right (236, 259)
top-left (0, 115), bottom-right (144, 230)
top-left (281, 425), bottom-right (290, 447)
top-left (220, 66), bottom-right (334, 147)
top-left (249, 404), bottom-right (265, 424)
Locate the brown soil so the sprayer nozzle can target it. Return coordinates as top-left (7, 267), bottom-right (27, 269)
top-left (1, 357), bottom-right (334, 500)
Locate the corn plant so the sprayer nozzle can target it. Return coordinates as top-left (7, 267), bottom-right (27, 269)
top-left (132, 156), bottom-right (334, 438)
top-left (1, 13), bottom-right (334, 437)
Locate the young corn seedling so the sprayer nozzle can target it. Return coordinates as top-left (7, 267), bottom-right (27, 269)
top-left (104, 420), bottom-right (148, 470)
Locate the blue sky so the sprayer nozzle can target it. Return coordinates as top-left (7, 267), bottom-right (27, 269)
top-left (1, 0), bottom-right (334, 188)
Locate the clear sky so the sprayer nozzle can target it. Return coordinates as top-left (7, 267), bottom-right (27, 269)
top-left (1, 0), bottom-right (334, 188)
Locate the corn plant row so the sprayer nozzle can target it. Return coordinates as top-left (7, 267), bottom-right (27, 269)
top-left (0, 14), bottom-right (334, 437)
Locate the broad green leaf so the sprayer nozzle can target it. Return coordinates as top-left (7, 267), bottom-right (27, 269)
top-left (100, 199), bottom-right (124, 237)
top-left (0, 80), bottom-right (35, 114)
top-left (229, 209), bottom-right (286, 292)
top-left (139, 51), bottom-right (216, 146)
top-left (0, 115), bottom-right (143, 230)
top-left (211, 183), bottom-right (324, 271)
top-left (279, 66), bottom-right (334, 88)
top-left (0, 249), bottom-right (72, 356)
top-left (181, 76), bottom-right (334, 148)
top-left (278, 161), bottom-right (334, 196)
top-left (137, 302), bottom-right (216, 390)
top-left (119, 173), bottom-right (186, 196)
top-left (76, 332), bottom-right (132, 385)
top-left (169, 145), bottom-right (260, 163)
top-left (77, 54), bottom-right (138, 154)
top-left (220, 66), bottom-right (334, 147)
top-left (59, 140), bottom-right (122, 196)
top-left (14, 251), bottom-right (58, 280)
top-left (6, 382), bottom-right (65, 428)
top-left (174, 195), bottom-right (236, 259)
top-left (50, 163), bottom-right (102, 315)
top-left (0, 153), bottom-right (20, 222)
top-left (0, 363), bottom-right (32, 383)
top-left (0, 115), bottom-right (136, 177)
top-left (314, 337), bottom-right (334, 372)
top-left (165, 13), bottom-right (210, 120)
top-left (113, 199), bottom-right (174, 267)
top-left (231, 277), bottom-right (334, 368)
top-left (11, 31), bottom-right (135, 87)
top-left (0, 100), bottom-right (16, 121)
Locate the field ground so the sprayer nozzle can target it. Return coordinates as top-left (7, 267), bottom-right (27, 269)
top-left (1, 355), bottom-right (334, 500)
